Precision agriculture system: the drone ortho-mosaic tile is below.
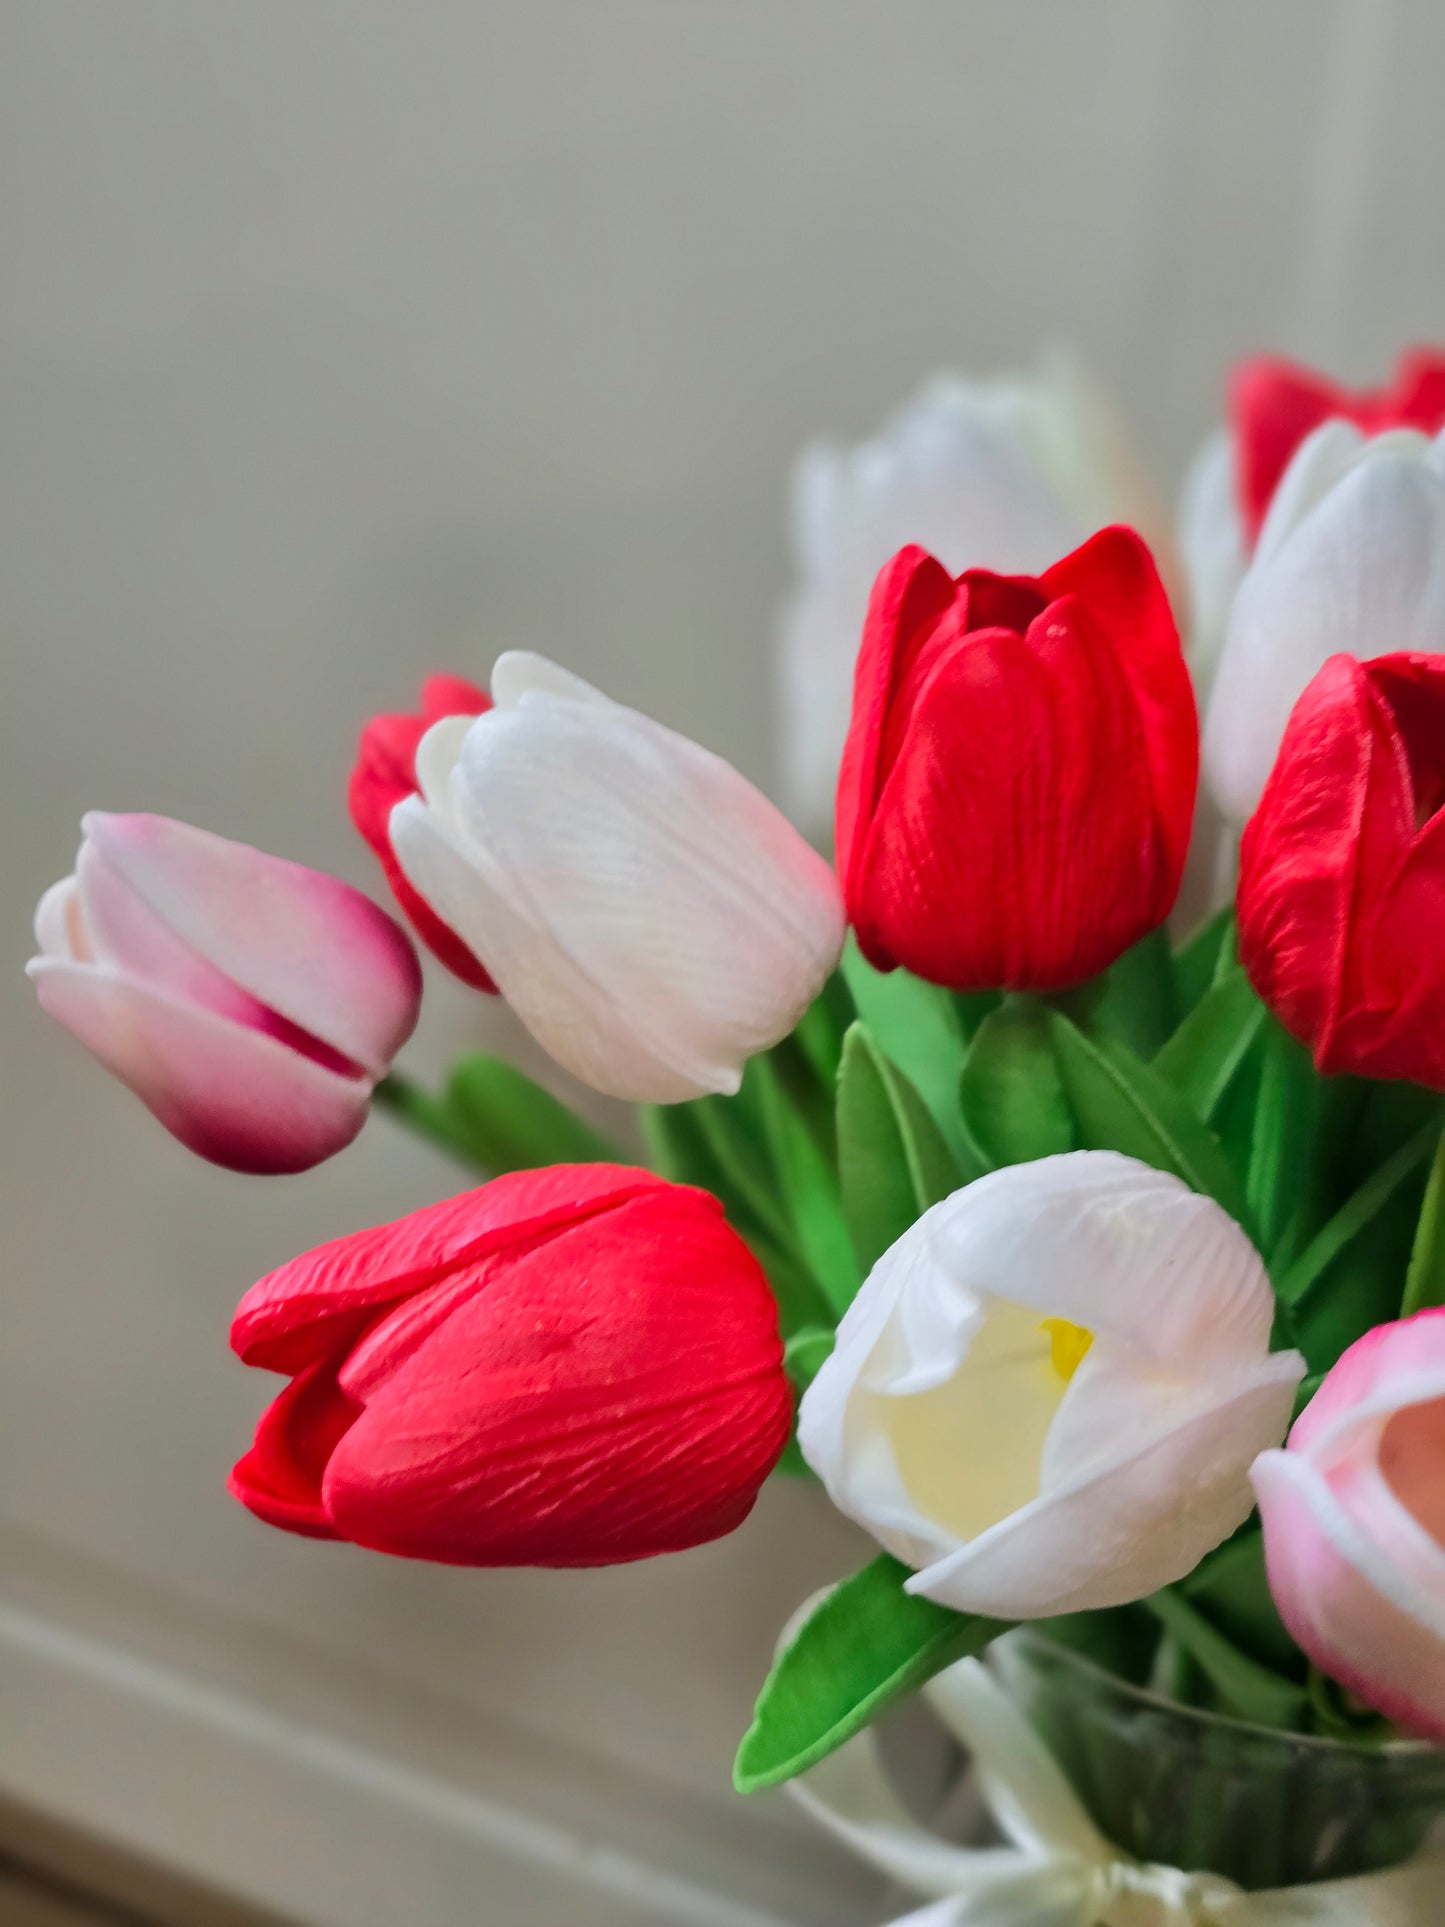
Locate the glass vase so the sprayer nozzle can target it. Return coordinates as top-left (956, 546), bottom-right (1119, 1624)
top-left (991, 1631), bottom-right (1445, 1891)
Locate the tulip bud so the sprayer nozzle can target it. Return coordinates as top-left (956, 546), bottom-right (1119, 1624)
top-left (799, 1152), bottom-right (1303, 1618)
top-left (1238, 652), bottom-right (1445, 1088)
top-left (1252, 1311), bottom-right (1445, 1738)
top-left (836, 527), bottom-right (1196, 992)
top-left (779, 361), bottom-right (1172, 831)
top-left (28, 813), bottom-right (421, 1173)
top-left (1203, 424), bottom-right (1445, 826)
top-left (1230, 346), bottom-right (1445, 547)
top-left (229, 1164), bottom-right (793, 1563)
top-left (388, 652), bottom-right (846, 1103)
top-left (348, 673), bottom-right (496, 990)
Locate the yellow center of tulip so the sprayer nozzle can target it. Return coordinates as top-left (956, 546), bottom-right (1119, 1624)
top-left (1040, 1317), bottom-right (1094, 1380)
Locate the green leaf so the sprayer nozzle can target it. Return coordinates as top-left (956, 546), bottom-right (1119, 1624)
top-left (1173, 906), bottom-right (1234, 1017)
top-left (641, 1105), bottom-right (831, 1336)
top-left (1045, 1010), bottom-right (1253, 1230)
top-left (1246, 1019), bottom-right (1317, 1263)
top-left (1180, 1530), bottom-right (1300, 1677)
top-left (960, 999), bottom-right (1075, 1167)
top-left (837, 1024), bottom-right (968, 1274)
top-left (1152, 969), bottom-right (1267, 1126)
top-left (782, 1326), bottom-right (834, 1394)
top-left (840, 938), bottom-right (971, 1163)
top-left (372, 1072), bottom-right (490, 1171)
top-left (1403, 1132), bottom-right (1445, 1317)
top-left (442, 1055), bottom-right (623, 1173)
top-left (1061, 927), bottom-right (1177, 1059)
top-left (734, 1556), bottom-right (1009, 1792)
top-left (750, 1057), bottom-right (860, 1318)
top-left (1145, 1588), bottom-right (1308, 1729)
top-left (791, 972), bottom-right (856, 1090)
top-left (1280, 1121), bottom-right (1439, 1372)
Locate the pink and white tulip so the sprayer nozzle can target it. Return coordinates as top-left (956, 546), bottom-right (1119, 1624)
top-left (1252, 1311), bottom-right (1445, 1739)
top-left (28, 813), bottom-right (422, 1174)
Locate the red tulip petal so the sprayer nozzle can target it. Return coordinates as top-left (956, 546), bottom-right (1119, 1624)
top-left (231, 1164), bottom-right (669, 1373)
top-left (1041, 525), bottom-right (1197, 884)
top-left (835, 546), bottom-right (957, 909)
top-left (228, 1358), bottom-right (361, 1538)
top-left (321, 1188), bottom-right (791, 1565)
top-left (348, 677), bottom-right (497, 992)
top-left (1229, 357), bottom-right (1346, 545)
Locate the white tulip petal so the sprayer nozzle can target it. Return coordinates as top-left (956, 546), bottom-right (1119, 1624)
top-left (1250, 419), bottom-right (1372, 570)
top-left (33, 875), bottom-right (85, 960)
top-left (490, 650), bottom-right (609, 710)
top-left (801, 1152), bottom-right (1302, 1620)
top-left (923, 1153), bottom-right (1275, 1362)
top-left (1177, 429), bottom-right (1245, 705)
top-left (76, 813), bottom-right (419, 1072)
top-left (28, 957), bottom-right (371, 1174)
top-left (1204, 436), bottom-right (1445, 824)
top-left (906, 1356), bottom-right (1302, 1618)
top-left (413, 714), bottom-right (475, 815)
top-left (392, 670), bottom-right (845, 1102)
top-left (391, 789), bottom-right (701, 1101)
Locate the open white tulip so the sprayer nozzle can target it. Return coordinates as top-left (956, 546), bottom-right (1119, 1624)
top-left (1203, 422), bottom-right (1445, 825)
top-left (799, 1152), bottom-right (1304, 1619)
top-left (778, 360), bottom-right (1172, 831)
top-left (389, 652), bottom-right (846, 1103)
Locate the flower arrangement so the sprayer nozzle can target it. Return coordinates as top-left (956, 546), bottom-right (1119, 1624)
top-left (29, 344), bottom-right (1445, 1911)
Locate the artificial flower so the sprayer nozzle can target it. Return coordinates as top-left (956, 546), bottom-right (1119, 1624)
top-left (798, 1152), bottom-right (1304, 1619)
top-left (349, 672), bottom-right (495, 990)
top-left (778, 361), bottom-right (1171, 831)
top-left (1230, 346), bottom-right (1445, 547)
top-left (389, 651), bottom-right (845, 1103)
top-left (230, 1163), bottom-right (792, 1563)
top-left (1238, 651), bottom-right (1445, 1088)
top-left (835, 527), bottom-right (1195, 992)
top-left (28, 812), bottom-right (421, 1173)
top-left (1203, 424), bottom-right (1445, 826)
top-left (1252, 1310), bottom-right (1445, 1738)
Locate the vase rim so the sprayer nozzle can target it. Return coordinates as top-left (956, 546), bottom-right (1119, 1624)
top-left (1004, 1627), bottom-right (1443, 1762)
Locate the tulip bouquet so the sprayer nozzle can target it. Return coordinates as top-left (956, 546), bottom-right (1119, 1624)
top-left (28, 345), bottom-right (1445, 1907)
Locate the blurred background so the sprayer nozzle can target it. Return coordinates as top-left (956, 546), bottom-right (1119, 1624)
top-left (1, 1), bottom-right (1438, 1920)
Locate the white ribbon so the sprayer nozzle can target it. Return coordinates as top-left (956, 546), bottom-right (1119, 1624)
top-left (787, 1656), bottom-right (1443, 1925)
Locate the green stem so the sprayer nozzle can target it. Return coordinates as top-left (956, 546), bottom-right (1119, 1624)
top-left (372, 1072), bottom-right (488, 1170)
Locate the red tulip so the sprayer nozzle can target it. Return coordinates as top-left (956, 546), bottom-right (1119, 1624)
top-left (836, 527), bottom-right (1195, 992)
top-left (348, 674), bottom-right (495, 990)
top-left (1239, 652), bottom-right (1445, 1087)
top-left (229, 1164), bottom-right (792, 1565)
top-left (1231, 347), bottom-right (1445, 546)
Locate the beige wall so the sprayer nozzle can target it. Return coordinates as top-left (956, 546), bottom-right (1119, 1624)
top-left (1, 2), bottom-right (1439, 1919)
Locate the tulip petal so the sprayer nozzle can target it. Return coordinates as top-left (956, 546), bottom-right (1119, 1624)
top-left (907, 1357), bottom-right (1300, 1618)
top-left (228, 1359), bottom-right (359, 1539)
top-left (231, 1163), bottom-right (668, 1371)
top-left (78, 813), bottom-right (421, 1073)
top-left (398, 690), bottom-right (845, 1102)
top-left (1206, 451), bottom-right (1445, 824)
top-left (1177, 428), bottom-right (1246, 707)
top-left (319, 1187), bottom-right (792, 1564)
top-left (925, 1153), bottom-right (1276, 1363)
top-left (28, 957), bottom-right (372, 1175)
top-left (1252, 1448), bottom-right (1445, 1737)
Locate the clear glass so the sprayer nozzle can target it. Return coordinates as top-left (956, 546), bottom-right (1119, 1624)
top-left (993, 1631), bottom-right (1445, 1890)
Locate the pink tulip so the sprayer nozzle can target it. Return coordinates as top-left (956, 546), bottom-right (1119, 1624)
top-left (1252, 1310), bottom-right (1445, 1737)
top-left (28, 813), bottom-right (422, 1174)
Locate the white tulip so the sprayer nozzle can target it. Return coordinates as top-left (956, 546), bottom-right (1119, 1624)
top-left (1202, 423), bottom-right (1445, 825)
top-left (778, 359), bottom-right (1173, 831)
top-left (798, 1153), bottom-right (1303, 1620)
top-left (1177, 428), bottom-right (1247, 709)
top-left (389, 652), bottom-right (846, 1103)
